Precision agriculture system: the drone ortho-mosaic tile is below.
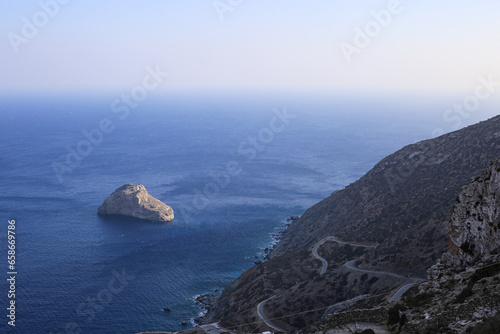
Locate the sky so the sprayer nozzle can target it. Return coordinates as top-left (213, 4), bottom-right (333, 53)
top-left (1, 0), bottom-right (500, 96)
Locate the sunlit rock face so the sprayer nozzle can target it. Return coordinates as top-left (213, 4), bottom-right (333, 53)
top-left (98, 183), bottom-right (174, 222)
top-left (448, 158), bottom-right (500, 266)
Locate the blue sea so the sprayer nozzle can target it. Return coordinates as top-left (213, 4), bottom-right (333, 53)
top-left (0, 94), bottom-right (478, 333)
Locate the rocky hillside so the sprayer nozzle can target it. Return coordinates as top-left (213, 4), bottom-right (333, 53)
top-left (448, 158), bottom-right (500, 266)
top-left (376, 157), bottom-right (500, 333)
top-left (206, 116), bottom-right (500, 333)
top-left (273, 115), bottom-right (500, 274)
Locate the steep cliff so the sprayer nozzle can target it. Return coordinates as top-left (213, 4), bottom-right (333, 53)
top-left (448, 158), bottom-right (500, 265)
top-left (383, 158), bottom-right (500, 333)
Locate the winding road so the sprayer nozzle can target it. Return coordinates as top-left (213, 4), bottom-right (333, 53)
top-left (257, 294), bottom-right (288, 333)
top-left (255, 235), bottom-right (424, 332)
top-left (345, 260), bottom-right (410, 279)
top-left (345, 260), bottom-right (424, 302)
top-left (312, 236), bottom-right (376, 275)
top-left (313, 237), bottom-right (424, 302)
top-left (389, 282), bottom-right (419, 302)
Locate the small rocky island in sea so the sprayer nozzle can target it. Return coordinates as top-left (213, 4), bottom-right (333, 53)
top-left (98, 183), bottom-right (174, 222)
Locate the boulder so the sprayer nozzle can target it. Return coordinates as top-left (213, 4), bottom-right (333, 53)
top-left (98, 184), bottom-right (174, 222)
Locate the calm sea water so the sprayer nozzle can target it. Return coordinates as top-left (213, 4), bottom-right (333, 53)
top-left (0, 94), bottom-right (439, 333)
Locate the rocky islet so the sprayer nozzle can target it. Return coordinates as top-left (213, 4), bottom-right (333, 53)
top-left (98, 183), bottom-right (174, 222)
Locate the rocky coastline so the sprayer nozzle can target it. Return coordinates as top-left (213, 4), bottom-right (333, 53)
top-left (194, 215), bottom-right (299, 324)
top-left (258, 215), bottom-right (299, 263)
top-left (193, 293), bottom-right (220, 324)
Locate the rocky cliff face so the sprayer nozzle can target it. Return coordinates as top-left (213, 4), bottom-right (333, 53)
top-left (320, 158), bottom-right (500, 334)
top-left (98, 184), bottom-right (174, 222)
top-left (382, 158), bottom-right (500, 333)
top-left (448, 158), bottom-right (500, 266)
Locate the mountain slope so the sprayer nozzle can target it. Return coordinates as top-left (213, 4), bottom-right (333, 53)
top-left (273, 115), bottom-right (500, 273)
top-left (207, 115), bottom-right (500, 332)
top-left (383, 156), bottom-right (500, 333)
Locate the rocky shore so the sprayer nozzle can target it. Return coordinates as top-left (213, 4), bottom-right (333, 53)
top-left (193, 293), bottom-right (220, 324)
top-left (195, 215), bottom-right (299, 324)
top-left (260, 215), bottom-right (298, 262)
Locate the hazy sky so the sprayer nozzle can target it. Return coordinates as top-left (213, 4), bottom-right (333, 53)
top-left (2, 0), bottom-right (500, 95)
